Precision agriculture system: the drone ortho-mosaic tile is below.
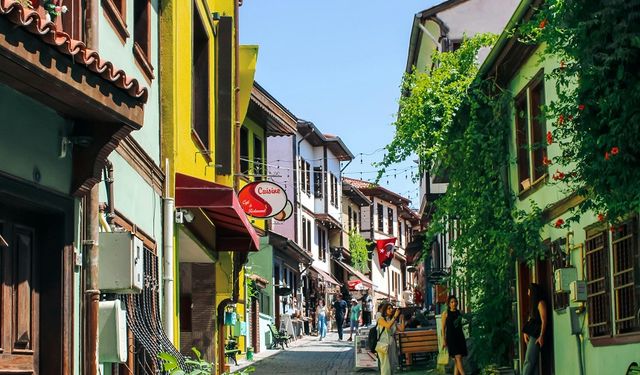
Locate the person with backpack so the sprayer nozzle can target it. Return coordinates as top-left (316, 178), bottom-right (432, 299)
top-left (374, 302), bottom-right (405, 374)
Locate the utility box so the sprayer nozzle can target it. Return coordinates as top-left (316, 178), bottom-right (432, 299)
top-left (99, 232), bottom-right (144, 293)
top-left (570, 280), bottom-right (587, 302)
top-left (554, 268), bottom-right (577, 292)
top-left (99, 299), bottom-right (128, 363)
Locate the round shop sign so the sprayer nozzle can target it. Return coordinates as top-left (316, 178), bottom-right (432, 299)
top-left (273, 200), bottom-right (293, 222)
top-left (238, 181), bottom-right (288, 218)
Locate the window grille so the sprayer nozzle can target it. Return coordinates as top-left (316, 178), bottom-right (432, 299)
top-left (586, 229), bottom-right (612, 338)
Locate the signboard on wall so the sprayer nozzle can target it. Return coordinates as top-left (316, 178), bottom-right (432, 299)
top-left (238, 181), bottom-right (288, 219)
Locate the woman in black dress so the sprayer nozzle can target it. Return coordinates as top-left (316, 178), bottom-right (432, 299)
top-left (442, 295), bottom-right (467, 375)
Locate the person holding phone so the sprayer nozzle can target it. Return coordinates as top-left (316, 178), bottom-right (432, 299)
top-left (376, 302), bottom-right (405, 375)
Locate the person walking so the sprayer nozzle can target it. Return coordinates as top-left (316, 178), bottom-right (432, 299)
top-left (332, 294), bottom-right (348, 340)
top-left (375, 302), bottom-right (405, 375)
top-left (522, 283), bottom-right (548, 375)
top-left (442, 295), bottom-right (467, 375)
top-left (362, 291), bottom-right (373, 326)
top-left (348, 298), bottom-right (362, 341)
top-left (316, 299), bottom-right (328, 341)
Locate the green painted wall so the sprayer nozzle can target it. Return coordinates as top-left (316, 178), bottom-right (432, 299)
top-left (0, 83), bottom-right (73, 193)
top-left (248, 237), bottom-right (274, 317)
top-left (508, 47), bottom-right (640, 375)
top-left (98, 0), bottom-right (161, 163)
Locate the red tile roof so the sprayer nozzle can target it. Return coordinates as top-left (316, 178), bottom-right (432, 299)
top-left (342, 177), bottom-right (376, 189)
top-left (0, 0), bottom-right (148, 102)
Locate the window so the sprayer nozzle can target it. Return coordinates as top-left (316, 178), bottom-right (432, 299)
top-left (301, 217), bottom-right (308, 250)
top-left (253, 136), bottom-right (263, 180)
top-left (515, 72), bottom-right (547, 192)
top-left (399, 221), bottom-right (403, 246)
top-left (133, 0), bottom-right (153, 79)
top-left (353, 209), bottom-right (358, 232)
top-left (348, 206), bottom-right (353, 231)
top-left (314, 167), bottom-right (323, 198)
top-left (192, 8), bottom-right (210, 153)
top-left (388, 207), bottom-right (394, 235)
top-left (332, 175), bottom-right (339, 208)
top-left (377, 204), bottom-right (384, 232)
top-left (299, 159), bottom-right (311, 195)
top-left (318, 226), bottom-right (327, 262)
top-left (306, 218), bottom-right (312, 253)
top-left (612, 218), bottom-right (639, 335)
top-left (102, 0), bottom-right (128, 42)
top-left (240, 127), bottom-right (249, 174)
top-left (586, 227), bottom-right (612, 338)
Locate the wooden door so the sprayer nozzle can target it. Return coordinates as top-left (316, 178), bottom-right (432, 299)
top-left (517, 262), bottom-right (531, 366)
top-left (536, 258), bottom-right (555, 375)
top-left (0, 220), bottom-right (39, 374)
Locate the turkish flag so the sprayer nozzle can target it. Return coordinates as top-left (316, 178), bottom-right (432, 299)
top-left (376, 238), bottom-right (397, 269)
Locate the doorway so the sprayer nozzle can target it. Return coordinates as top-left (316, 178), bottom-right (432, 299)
top-left (0, 183), bottom-right (72, 374)
top-left (536, 258), bottom-right (555, 375)
top-left (517, 262), bottom-right (532, 366)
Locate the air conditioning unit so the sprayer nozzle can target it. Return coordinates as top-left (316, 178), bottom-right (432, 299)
top-left (570, 280), bottom-right (587, 302)
top-left (99, 232), bottom-right (144, 293)
top-left (99, 299), bottom-right (127, 363)
top-left (554, 267), bottom-right (577, 293)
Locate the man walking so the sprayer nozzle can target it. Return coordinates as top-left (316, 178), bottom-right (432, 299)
top-left (362, 291), bottom-right (372, 326)
top-left (348, 298), bottom-right (362, 341)
top-left (332, 294), bottom-right (348, 341)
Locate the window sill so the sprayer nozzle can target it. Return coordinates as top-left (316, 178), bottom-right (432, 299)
top-left (518, 174), bottom-right (547, 200)
top-left (590, 332), bottom-right (640, 347)
top-left (190, 129), bottom-right (212, 163)
top-left (133, 42), bottom-right (154, 83)
top-left (101, 0), bottom-right (129, 43)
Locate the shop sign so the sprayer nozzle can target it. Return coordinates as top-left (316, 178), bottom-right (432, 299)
top-left (238, 181), bottom-right (288, 218)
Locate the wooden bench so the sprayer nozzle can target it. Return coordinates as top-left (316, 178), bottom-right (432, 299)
top-left (396, 329), bottom-right (438, 366)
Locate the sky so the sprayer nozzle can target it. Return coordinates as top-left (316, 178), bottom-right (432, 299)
top-left (240, 0), bottom-right (440, 207)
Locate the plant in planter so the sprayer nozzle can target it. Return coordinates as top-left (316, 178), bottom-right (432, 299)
top-left (43, 0), bottom-right (68, 21)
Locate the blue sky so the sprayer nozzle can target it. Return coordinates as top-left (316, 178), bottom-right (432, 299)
top-left (240, 0), bottom-right (439, 206)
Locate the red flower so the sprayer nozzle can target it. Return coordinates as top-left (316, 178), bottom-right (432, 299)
top-left (558, 115), bottom-right (565, 125)
top-left (597, 213), bottom-right (605, 222)
top-left (542, 156), bottom-right (551, 166)
top-left (552, 170), bottom-right (565, 181)
top-left (539, 19), bottom-right (547, 29)
top-left (605, 152), bottom-right (610, 160)
top-left (546, 131), bottom-right (553, 145)
top-left (555, 219), bottom-right (564, 228)
top-left (611, 147), bottom-right (619, 155)
top-left (578, 104), bottom-right (585, 111)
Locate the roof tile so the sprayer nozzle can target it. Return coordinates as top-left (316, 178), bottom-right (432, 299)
top-left (0, 0), bottom-right (148, 102)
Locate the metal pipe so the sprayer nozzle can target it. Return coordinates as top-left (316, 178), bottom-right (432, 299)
top-left (163, 158), bottom-right (175, 343)
top-left (85, 184), bottom-right (100, 375)
top-left (85, 0), bottom-right (99, 49)
top-left (104, 160), bottom-right (115, 225)
top-left (233, 0), bottom-right (241, 190)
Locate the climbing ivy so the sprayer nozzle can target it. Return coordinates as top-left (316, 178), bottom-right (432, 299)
top-left (378, 34), bottom-right (545, 367)
top-left (348, 230), bottom-right (370, 273)
top-left (520, 0), bottom-right (640, 224)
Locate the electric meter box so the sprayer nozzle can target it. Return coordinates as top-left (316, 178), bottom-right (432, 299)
top-left (570, 280), bottom-right (587, 302)
top-left (554, 267), bottom-right (577, 292)
top-left (99, 299), bottom-right (127, 363)
top-left (99, 232), bottom-right (144, 293)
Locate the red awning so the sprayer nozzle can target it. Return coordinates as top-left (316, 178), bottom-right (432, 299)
top-left (334, 260), bottom-right (375, 289)
top-left (175, 173), bottom-right (260, 251)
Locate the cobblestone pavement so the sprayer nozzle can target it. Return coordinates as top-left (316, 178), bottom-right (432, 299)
top-left (231, 330), bottom-right (432, 375)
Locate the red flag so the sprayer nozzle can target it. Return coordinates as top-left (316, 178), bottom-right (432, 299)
top-left (376, 238), bottom-right (397, 268)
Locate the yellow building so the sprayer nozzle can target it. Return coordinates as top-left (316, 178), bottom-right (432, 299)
top-left (160, 1), bottom-right (258, 372)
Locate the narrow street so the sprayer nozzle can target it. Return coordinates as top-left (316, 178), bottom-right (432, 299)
top-left (230, 331), bottom-right (431, 375)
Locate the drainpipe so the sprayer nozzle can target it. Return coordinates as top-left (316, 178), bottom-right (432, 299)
top-left (104, 160), bottom-right (115, 225)
top-left (233, 0), bottom-right (241, 191)
top-left (163, 158), bottom-right (175, 343)
top-left (85, 185), bottom-right (100, 375)
top-left (85, 0), bottom-right (99, 49)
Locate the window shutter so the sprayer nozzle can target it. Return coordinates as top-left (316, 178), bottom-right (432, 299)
top-left (215, 16), bottom-right (233, 175)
